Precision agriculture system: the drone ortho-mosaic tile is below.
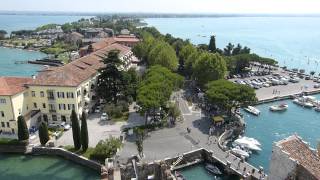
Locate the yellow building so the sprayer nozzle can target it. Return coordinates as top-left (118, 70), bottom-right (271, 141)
top-left (0, 40), bottom-right (135, 138)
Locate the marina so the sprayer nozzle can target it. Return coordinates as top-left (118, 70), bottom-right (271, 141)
top-left (242, 94), bottom-right (320, 172)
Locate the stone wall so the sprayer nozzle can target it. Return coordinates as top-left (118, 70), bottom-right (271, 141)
top-left (32, 147), bottom-right (102, 172)
top-left (296, 164), bottom-right (318, 180)
top-left (269, 145), bottom-right (297, 180)
top-left (0, 144), bottom-right (27, 153)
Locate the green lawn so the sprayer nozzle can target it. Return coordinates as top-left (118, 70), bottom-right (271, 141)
top-left (63, 145), bottom-right (95, 159)
top-left (111, 111), bottom-right (129, 122)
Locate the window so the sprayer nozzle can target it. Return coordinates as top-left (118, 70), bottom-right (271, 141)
top-left (0, 99), bottom-right (6, 104)
top-left (63, 104), bottom-right (66, 110)
top-left (33, 103), bottom-right (37, 108)
top-left (67, 92), bottom-right (74, 98)
top-left (31, 91), bottom-right (36, 97)
top-left (68, 104), bottom-right (71, 110)
top-left (57, 92), bottom-right (65, 98)
top-left (58, 104), bottom-right (61, 110)
top-left (52, 115), bottom-right (57, 121)
top-left (72, 104), bottom-right (75, 110)
top-left (47, 91), bottom-right (55, 100)
top-left (42, 103), bottom-right (46, 109)
top-left (40, 91), bottom-right (44, 97)
top-left (1, 111), bottom-right (4, 117)
top-left (6, 122), bottom-right (9, 128)
top-left (49, 104), bottom-right (56, 112)
top-left (1, 122), bottom-right (4, 127)
top-left (77, 90), bottom-right (81, 96)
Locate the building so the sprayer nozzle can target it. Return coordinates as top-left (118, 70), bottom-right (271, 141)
top-left (0, 39), bottom-right (137, 138)
top-left (269, 135), bottom-right (320, 180)
top-left (115, 35), bottom-right (140, 48)
top-left (65, 32), bottom-right (84, 45)
top-left (0, 77), bottom-right (34, 136)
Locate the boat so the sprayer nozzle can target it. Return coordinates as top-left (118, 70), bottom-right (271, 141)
top-left (293, 98), bottom-right (314, 108)
top-left (315, 106), bottom-right (320, 112)
top-left (244, 106), bottom-right (260, 116)
top-left (205, 164), bottom-right (222, 175)
top-left (231, 147), bottom-right (250, 158)
top-left (234, 139), bottom-right (262, 151)
top-left (175, 171), bottom-right (186, 180)
top-left (239, 136), bottom-right (261, 146)
top-left (269, 103), bottom-right (288, 111)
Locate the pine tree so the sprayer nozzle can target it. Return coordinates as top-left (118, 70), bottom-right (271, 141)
top-left (39, 122), bottom-right (49, 145)
top-left (70, 110), bottom-right (81, 150)
top-left (208, 35), bottom-right (217, 52)
top-left (17, 115), bottom-right (29, 141)
top-left (80, 112), bottom-right (89, 151)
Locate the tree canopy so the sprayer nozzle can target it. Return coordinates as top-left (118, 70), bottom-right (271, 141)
top-left (39, 122), bottom-right (49, 146)
top-left (208, 35), bottom-right (217, 52)
top-left (205, 80), bottom-right (257, 114)
top-left (71, 110), bottom-right (81, 150)
top-left (193, 52), bottom-right (227, 88)
top-left (17, 115), bottom-right (29, 141)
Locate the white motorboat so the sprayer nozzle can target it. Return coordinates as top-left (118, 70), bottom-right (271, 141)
top-left (234, 139), bottom-right (262, 151)
top-left (293, 98), bottom-right (314, 108)
top-left (269, 103), bottom-right (288, 111)
top-left (244, 106), bottom-right (260, 116)
top-left (303, 96), bottom-right (317, 103)
top-left (239, 136), bottom-right (261, 146)
top-left (231, 147), bottom-right (250, 158)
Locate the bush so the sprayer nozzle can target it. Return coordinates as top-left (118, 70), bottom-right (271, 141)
top-left (104, 101), bottom-right (129, 118)
top-left (0, 138), bottom-right (28, 146)
top-left (89, 137), bottom-right (122, 163)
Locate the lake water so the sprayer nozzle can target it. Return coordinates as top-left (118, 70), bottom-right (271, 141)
top-left (0, 47), bottom-right (47, 76)
top-left (0, 14), bottom-right (89, 77)
top-left (0, 14), bottom-right (91, 34)
top-left (145, 17), bottom-right (320, 73)
top-left (0, 154), bottom-right (100, 180)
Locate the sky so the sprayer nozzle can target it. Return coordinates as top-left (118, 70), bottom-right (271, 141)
top-left (1, 0), bottom-right (320, 14)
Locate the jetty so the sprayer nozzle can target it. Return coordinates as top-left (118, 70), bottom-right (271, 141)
top-left (14, 58), bottom-right (64, 67)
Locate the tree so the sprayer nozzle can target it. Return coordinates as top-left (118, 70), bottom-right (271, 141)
top-left (71, 110), bottom-right (81, 150)
top-left (97, 50), bottom-right (124, 103)
top-left (80, 112), bottom-right (89, 151)
top-left (39, 122), bottom-right (49, 146)
top-left (179, 43), bottom-right (198, 75)
top-left (168, 102), bottom-right (181, 123)
top-left (208, 35), bottom-right (217, 52)
top-left (137, 66), bottom-right (183, 124)
top-left (193, 52), bottom-right (227, 88)
top-left (90, 137), bottom-right (122, 163)
top-left (17, 115), bottom-right (29, 141)
top-left (197, 44), bottom-right (208, 51)
top-left (224, 43), bottom-right (234, 56)
top-left (0, 30), bottom-right (7, 40)
top-left (310, 71), bottom-right (315, 77)
top-left (205, 80), bottom-right (257, 115)
top-left (122, 67), bottom-right (140, 102)
top-left (148, 41), bottom-right (179, 71)
top-left (134, 128), bottom-right (145, 158)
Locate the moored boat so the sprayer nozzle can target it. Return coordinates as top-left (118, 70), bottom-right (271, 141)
top-left (315, 106), bottom-right (320, 112)
top-left (231, 147), bottom-right (250, 158)
top-left (205, 163), bottom-right (222, 175)
top-left (244, 106), bottom-right (260, 116)
top-left (269, 103), bottom-right (288, 111)
top-left (234, 138), bottom-right (262, 151)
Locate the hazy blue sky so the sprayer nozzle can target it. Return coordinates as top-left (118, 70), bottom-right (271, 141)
top-left (1, 0), bottom-right (320, 14)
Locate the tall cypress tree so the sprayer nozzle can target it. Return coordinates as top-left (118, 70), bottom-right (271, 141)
top-left (39, 122), bottom-right (49, 145)
top-left (17, 115), bottom-right (29, 141)
top-left (208, 35), bottom-right (217, 53)
top-left (70, 110), bottom-right (81, 150)
top-left (80, 112), bottom-right (89, 151)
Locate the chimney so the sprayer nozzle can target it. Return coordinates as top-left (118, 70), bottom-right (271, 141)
top-left (31, 75), bottom-right (36, 80)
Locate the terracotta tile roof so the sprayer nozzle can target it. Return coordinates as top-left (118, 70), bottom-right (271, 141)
top-left (0, 77), bottom-right (32, 96)
top-left (71, 32), bottom-right (84, 38)
top-left (28, 42), bottom-right (131, 87)
top-left (277, 135), bottom-right (320, 179)
top-left (115, 36), bottom-right (140, 43)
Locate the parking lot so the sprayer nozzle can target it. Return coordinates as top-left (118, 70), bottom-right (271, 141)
top-left (229, 67), bottom-right (320, 100)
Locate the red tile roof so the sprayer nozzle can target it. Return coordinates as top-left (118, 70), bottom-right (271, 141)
top-left (277, 135), bottom-right (320, 179)
top-left (28, 42), bottom-right (131, 87)
top-left (0, 77), bottom-right (32, 96)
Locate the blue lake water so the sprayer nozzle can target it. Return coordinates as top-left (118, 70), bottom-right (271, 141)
top-left (0, 47), bottom-right (47, 76)
top-left (0, 154), bottom-right (100, 180)
top-left (145, 17), bottom-right (320, 73)
top-left (0, 14), bottom-right (91, 34)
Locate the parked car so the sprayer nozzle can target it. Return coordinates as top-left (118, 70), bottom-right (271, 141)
top-left (95, 106), bottom-right (101, 113)
top-left (100, 113), bottom-right (109, 121)
top-left (61, 122), bottom-right (71, 131)
top-left (314, 84), bottom-right (320, 88)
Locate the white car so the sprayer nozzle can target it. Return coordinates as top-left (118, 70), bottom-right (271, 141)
top-left (61, 122), bottom-right (71, 131)
top-left (95, 106), bottom-right (101, 113)
top-left (100, 113), bottom-right (109, 121)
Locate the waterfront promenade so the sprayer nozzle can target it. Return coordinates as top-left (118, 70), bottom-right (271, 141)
top-left (118, 92), bottom-right (264, 179)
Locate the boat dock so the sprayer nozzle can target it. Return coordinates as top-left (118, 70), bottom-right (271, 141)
top-left (14, 58), bottom-right (64, 67)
